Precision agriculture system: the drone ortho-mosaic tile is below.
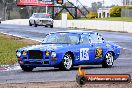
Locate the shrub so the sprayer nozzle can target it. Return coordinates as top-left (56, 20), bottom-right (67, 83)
top-left (55, 12), bottom-right (73, 20)
top-left (87, 12), bottom-right (98, 19)
top-left (67, 13), bottom-right (73, 20)
top-left (110, 6), bottom-right (123, 17)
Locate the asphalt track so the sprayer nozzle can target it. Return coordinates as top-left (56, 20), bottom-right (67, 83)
top-left (0, 24), bottom-right (132, 83)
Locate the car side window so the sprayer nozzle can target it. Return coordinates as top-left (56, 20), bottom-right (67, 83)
top-left (33, 14), bottom-right (39, 18)
top-left (90, 33), bottom-right (103, 43)
top-left (68, 34), bottom-right (79, 44)
top-left (97, 34), bottom-right (104, 43)
top-left (80, 34), bottom-right (91, 44)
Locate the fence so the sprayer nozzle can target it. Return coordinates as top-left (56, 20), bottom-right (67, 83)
top-left (121, 8), bottom-right (132, 17)
top-left (2, 19), bottom-right (132, 33)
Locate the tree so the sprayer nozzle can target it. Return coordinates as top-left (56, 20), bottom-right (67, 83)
top-left (1, 0), bottom-right (15, 20)
top-left (92, 2), bottom-right (103, 12)
top-left (110, 6), bottom-right (132, 17)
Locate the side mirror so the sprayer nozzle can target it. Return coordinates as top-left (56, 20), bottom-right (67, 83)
top-left (42, 38), bottom-right (46, 43)
top-left (102, 38), bottom-right (105, 43)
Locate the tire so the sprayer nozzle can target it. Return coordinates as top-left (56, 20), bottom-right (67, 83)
top-left (29, 21), bottom-right (32, 26)
top-left (20, 65), bottom-right (34, 72)
top-left (34, 21), bottom-right (37, 27)
top-left (102, 52), bottom-right (114, 68)
top-left (59, 53), bottom-right (73, 71)
top-left (76, 76), bottom-right (86, 85)
top-left (50, 25), bottom-right (53, 28)
top-left (45, 25), bottom-right (48, 27)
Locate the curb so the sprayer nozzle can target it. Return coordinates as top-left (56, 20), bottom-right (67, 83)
top-left (0, 64), bottom-right (21, 71)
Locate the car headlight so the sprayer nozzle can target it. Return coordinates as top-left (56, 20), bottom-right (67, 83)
top-left (16, 51), bottom-right (21, 57)
top-left (49, 20), bottom-right (53, 22)
top-left (51, 51), bottom-right (56, 57)
top-left (45, 50), bottom-right (50, 56)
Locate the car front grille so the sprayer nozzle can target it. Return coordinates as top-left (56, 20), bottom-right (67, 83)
top-left (41, 20), bottom-right (49, 23)
top-left (24, 61), bottom-right (42, 65)
top-left (28, 50), bottom-right (43, 59)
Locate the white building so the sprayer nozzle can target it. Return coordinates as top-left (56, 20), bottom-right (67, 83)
top-left (97, 8), bottom-right (111, 18)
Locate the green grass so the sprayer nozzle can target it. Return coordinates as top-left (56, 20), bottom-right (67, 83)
top-left (79, 17), bottom-right (132, 22)
top-left (0, 34), bottom-right (29, 65)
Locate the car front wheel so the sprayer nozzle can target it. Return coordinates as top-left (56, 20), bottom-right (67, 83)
top-left (102, 52), bottom-right (114, 68)
top-left (20, 65), bottom-right (34, 72)
top-left (29, 21), bottom-right (32, 26)
top-left (60, 53), bottom-right (73, 70)
top-left (45, 25), bottom-right (48, 27)
top-left (50, 25), bottom-right (53, 28)
top-left (34, 21), bottom-right (37, 27)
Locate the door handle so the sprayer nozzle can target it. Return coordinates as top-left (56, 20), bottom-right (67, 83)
top-left (90, 44), bottom-right (93, 47)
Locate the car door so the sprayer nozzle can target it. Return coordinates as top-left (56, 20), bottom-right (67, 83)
top-left (30, 14), bottom-right (37, 24)
top-left (89, 33), bottom-right (107, 63)
top-left (74, 33), bottom-right (95, 65)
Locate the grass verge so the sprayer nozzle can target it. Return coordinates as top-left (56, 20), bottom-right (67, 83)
top-left (0, 33), bottom-right (39, 65)
top-left (79, 17), bottom-right (132, 22)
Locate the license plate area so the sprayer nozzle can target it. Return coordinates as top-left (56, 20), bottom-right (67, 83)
top-left (43, 61), bottom-right (49, 64)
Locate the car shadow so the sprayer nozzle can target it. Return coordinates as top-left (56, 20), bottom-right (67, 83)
top-left (22, 65), bottom-right (104, 73)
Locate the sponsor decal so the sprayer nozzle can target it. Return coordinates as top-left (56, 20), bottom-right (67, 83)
top-left (95, 48), bottom-right (103, 59)
top-left (76, 66), bottom-right (131, 85)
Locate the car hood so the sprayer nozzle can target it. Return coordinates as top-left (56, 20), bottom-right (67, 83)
top-left (38, 18), bottom-right (52, 20)
top-left (19, 44), bottom-right (70, 51)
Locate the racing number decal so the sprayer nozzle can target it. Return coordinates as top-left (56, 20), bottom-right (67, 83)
top-left (80, 48), bottom-right (89, 61)
top-left (95, 48), bottom-right (103, 59)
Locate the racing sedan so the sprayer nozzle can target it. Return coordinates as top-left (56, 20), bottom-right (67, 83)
top-left (29, 13), bottom-right (53, 28)
top-left (16, 31), bottom-right (121, 71)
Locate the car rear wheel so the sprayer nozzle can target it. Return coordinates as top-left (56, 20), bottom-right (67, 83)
top-left (102, 52), bottom-right (114, 68)
top-left (20, 65), bottom-right (34, 72)
top-left (50, 25), bottom-right (53, 28)
top-left (60, 53), bottom-right (73, 71)
top-left (29, 21), bottom-right (32, 26)
top-left (34, 21), bottom-right (37, 27)
top-left (45, 25), bottom-right (48, 27)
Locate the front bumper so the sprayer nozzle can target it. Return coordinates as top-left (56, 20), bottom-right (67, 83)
top-left (37, 20), bottom-right (53, 25)
top-left (18, 58), bottom-right (60, 67)
top-left (16, 50), bottom-right (64, 67)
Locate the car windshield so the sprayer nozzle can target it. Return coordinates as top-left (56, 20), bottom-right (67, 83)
top-left (34, 13), bottom-right (50, 18)
top-left (42, 33), bottom-right (80, 44)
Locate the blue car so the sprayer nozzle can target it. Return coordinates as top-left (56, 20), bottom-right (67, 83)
top-left (16, 31), bottom-right (121, 71)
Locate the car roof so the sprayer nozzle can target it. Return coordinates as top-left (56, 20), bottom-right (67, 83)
top-left (50, 30), bottom-right (95, 34)
top-left (33, 13), bottom-right (50, 15)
